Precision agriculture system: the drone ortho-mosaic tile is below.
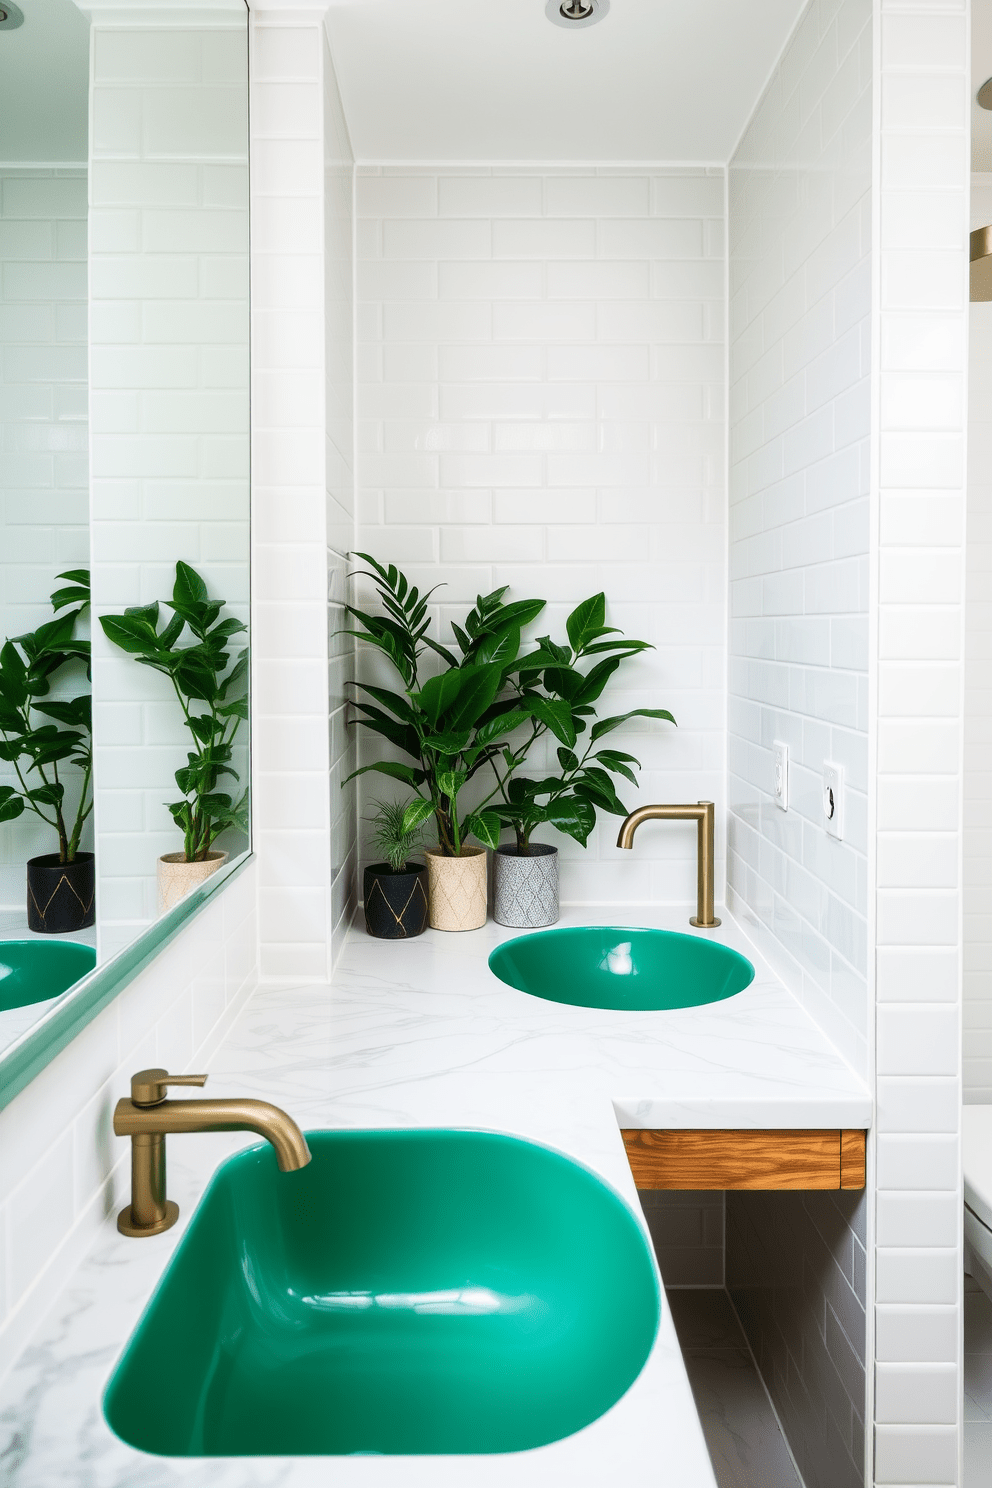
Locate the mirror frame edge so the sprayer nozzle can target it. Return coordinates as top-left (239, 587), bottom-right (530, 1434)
top-left (0, 851), bottom-right (252, 1113)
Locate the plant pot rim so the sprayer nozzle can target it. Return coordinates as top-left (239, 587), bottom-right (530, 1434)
top-left (495, 843), bottom-right (558, 858)
top-left (27, 851), bottom-right (95, 869)
top-left (158, 850), bottom-right (228, 866)
top-left (424, 844), bottom-right (487, 860)
top-left (365, 861), bottom-right (426, 876)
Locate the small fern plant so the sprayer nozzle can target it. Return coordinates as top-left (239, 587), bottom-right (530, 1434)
top-left (367, 797), bottom-right (427, 874)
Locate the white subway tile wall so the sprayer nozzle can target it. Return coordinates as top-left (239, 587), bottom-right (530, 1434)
top-left (356, 166), bottom-right (726, 897)
top-left (966, 175), bottom-right (992, 1104)
top-left (0, 169), bottom-right (90, 906)
top-left (726, 0), bottom-right (872, 1082)
top-left (88, 26), bottom-right (251, 959)
top-left (725, 0), bottom-right (872, 1483)
top-left (872, 2), bottom-right (968, 1484)
top-left (0, 861), bottom-right (258, 1384)
top-left (250, 16), bottom-right (357, 980)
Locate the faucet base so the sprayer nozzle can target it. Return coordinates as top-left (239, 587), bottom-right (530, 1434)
top-left (117, 1200), bottom-right (179, 1238)
top-left (689, 916), bottom-right (721, 929)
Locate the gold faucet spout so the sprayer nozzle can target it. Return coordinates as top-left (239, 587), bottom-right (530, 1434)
top-left (113, 1097), bottom-right (312, 1172)
top-left (113, 1068), bottom-right (311, 1237)
top-left (616, 801), bottom-right (720, 929)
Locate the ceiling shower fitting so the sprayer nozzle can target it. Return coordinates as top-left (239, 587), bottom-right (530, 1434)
top-left (545, 0), bottom-right (610, 29)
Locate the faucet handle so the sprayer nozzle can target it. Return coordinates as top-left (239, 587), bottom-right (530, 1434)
top-left (130, 1068), bottom-right (208, 1107)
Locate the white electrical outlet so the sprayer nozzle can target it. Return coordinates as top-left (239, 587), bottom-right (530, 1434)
top-left (823, 762), bottom-right (844, 840)
top-left (773, 741), bottom-right (788, 811)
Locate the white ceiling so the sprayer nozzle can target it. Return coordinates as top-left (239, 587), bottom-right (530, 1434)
top-left (0, 0), bottom-right (89, 163)
top-left (324, 0), bottom-right (807, 162)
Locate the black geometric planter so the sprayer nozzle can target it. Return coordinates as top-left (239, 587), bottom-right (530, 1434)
top-left (363, 862), bottom-right (429, 939)
top-left (26, 852), bottom-right (95, 934)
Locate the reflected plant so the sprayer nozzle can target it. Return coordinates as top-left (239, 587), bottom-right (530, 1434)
top-left (0, 569), bottom-right (92, 864)
top-left (99, 561), bottom-right (249, 863)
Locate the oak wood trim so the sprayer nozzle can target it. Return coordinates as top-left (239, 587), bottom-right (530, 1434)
top-left (840, 1130), bottom-right (866, 1190)
top-left (620, 1128), bottom-right (866, 1191)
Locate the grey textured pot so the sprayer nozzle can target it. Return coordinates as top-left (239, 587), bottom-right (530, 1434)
top-left (492, 844), bottom-right (559, 928)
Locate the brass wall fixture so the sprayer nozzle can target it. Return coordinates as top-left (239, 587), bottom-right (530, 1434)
top-left (113, 1068), bottom-right (312, 1237)
top-left (616, 801), bottom-right (720, 928)
top-left (972, 225), bottom-right (992, 303)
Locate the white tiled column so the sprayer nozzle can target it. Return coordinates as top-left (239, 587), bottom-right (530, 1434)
top-left (251, 9), bottom-right (356, 979)
top-left (871, 2), bottom-right (968, 1482)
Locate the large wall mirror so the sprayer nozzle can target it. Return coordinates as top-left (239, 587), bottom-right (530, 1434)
top-left (0, 0), bottom-right (250, 1075)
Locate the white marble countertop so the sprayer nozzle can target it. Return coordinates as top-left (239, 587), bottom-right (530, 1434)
top-left (0, 903), bottom-right (871, 1487)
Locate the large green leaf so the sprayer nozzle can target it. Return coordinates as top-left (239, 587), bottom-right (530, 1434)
top-left (463, 810), bottom-right (500, 850)
top-left (174, 560), bottom-right (209, 608)
top-left (400, 797), bottom-right (435, 836)
top-left (589, 707), bottom-right (677, 742)
top-left (342, 760), bottom-right (427, 789)
top-left (0, 786), bottom-right (24, 823)
top-left (436, 768), bottom-right (467, 800)
top-left (411, 668), bottom-right (467, 726)
top-left (527, 697), bottom-right (576, 747)
top-left (353, 702), bottom-right (421, 758)
top-left (99, 612), bottom-right (161, 655)
top-left (594, 748), bottom-right (640, 785)
top-left (422, 729), bottom-right (471, 756)
top-left (573, 655), bottom-right (622, 706)
top-left (566, 593), bottom-right (606, 652)
top-left (472, 709), bottom-right (531, 749)
top-left (544, 796), bottom-right (596, 846)
top-left (474, 623), bottom-right (520, 669)
top-left (33, 697), bottom-right (91, 730)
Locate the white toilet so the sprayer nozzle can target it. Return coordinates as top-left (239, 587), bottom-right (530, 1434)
top-left (964, 1106), bottom-right (992, 1300)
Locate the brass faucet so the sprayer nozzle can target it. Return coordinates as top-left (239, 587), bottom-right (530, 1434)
top-left (113, 1068), bottom-right (312, 1237)
top-left (616, 801), bottom-right (721, 929)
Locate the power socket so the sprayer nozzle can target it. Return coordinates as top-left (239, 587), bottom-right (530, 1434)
top-left (823, 762), bottom-right (844, 840)
top-left (773, 741), bottom-right (788, 811)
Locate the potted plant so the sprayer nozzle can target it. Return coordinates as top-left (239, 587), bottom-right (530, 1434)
top-left (363, 798), bottom-right (430, 939)
top-left (99, 562), bottom-right (249, 914)
top-left (342, 555), bottom-right (545, 931)
top-left (486, 592), bottom-right (675, 928)
top-left (0, 571), bottom-right (95, 933)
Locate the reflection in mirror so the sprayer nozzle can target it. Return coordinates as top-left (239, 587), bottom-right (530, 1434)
top-left (0, 0), bottom-right (250, 1063)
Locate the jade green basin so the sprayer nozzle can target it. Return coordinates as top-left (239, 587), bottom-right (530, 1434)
top-left (0, 939), bottom-right (95, 1012)
top-left (489, 926), bottom-right (754, 1011)
top-left (103, 1129), bottom-right (659, 1457)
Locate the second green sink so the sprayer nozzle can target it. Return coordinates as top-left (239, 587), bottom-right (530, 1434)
top-left (104, 1129), bottom-right (659, 1456)
top-left (489, 925), bottom-right (755, 1011)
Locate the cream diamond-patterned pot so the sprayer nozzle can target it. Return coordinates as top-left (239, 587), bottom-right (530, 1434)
top-left (424, 846), bottom-right (488, 931)
top-left (492, 844), bottom-right (559, 928)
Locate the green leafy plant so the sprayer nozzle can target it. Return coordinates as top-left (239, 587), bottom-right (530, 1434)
top-left (367, 797), bottom-right (429, 873)
top-left (99, 561), bottom-right (249, 863)
top-left (341, 554), bottom-right (547, 856)
top-left (342, 556), bottom-right (675, 858)
top-left (486, 592), bottom-right (676, 852)
top-left (0, 570), bottom-right (93, 864)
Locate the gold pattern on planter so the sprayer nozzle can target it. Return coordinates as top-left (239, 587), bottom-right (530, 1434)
top-left (364, 869), bottom-right (429, 938)
top-left (424, 846), bottom-right (487, 931)
top-left (157, 851), bottom-right (228, 915)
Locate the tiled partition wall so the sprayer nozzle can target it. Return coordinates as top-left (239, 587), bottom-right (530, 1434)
top-left (250, 10), bottom-right (356, 981)
top-left (355, 165), bottom-right (726, 903)
top-left (0, 168), bottom-right (90, 907)
top-left (88, 21), bottom-right (251, 958)
top-left (870, 1), bottom-right (968, 1483)
top-left (725, 0), bottom-right (872, 1485)
top-left (965, 175), bottom-right (992, 1104)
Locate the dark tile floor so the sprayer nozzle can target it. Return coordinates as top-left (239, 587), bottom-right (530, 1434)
top-left (667, 1288), bottom-right (802, 1488)
top-left (966, 1275), bottom-right (992, 1487)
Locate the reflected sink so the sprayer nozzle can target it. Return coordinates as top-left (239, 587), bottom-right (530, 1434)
top-left (489, 926), bottom-right (755, 1011)
top-left (0, 939), bottom-right (95, 1012)
top-left (104, 1129), bottom-right (659, 1457)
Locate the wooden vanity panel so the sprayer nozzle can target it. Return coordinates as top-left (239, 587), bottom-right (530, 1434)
top-left (840, 1130), bottom-right (867, 1190)
top-left (621, 1129), bottom-right (866, 1191)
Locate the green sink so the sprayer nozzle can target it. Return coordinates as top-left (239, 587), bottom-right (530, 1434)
top-left (0, 939), bottom-right (95, 1012)
top-left (489, 926), bottom-right (755, 1011)
top-left (103, 1129), bottom-right (659, 1457)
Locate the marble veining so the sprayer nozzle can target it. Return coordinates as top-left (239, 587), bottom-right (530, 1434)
top-left (0, 905), bottom-right (869, 1486)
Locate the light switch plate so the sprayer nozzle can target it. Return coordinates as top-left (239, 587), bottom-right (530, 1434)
top-left (823, 762), bottom-right (843, 840)
top-left (773, 741), bottom-right (788, 811)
